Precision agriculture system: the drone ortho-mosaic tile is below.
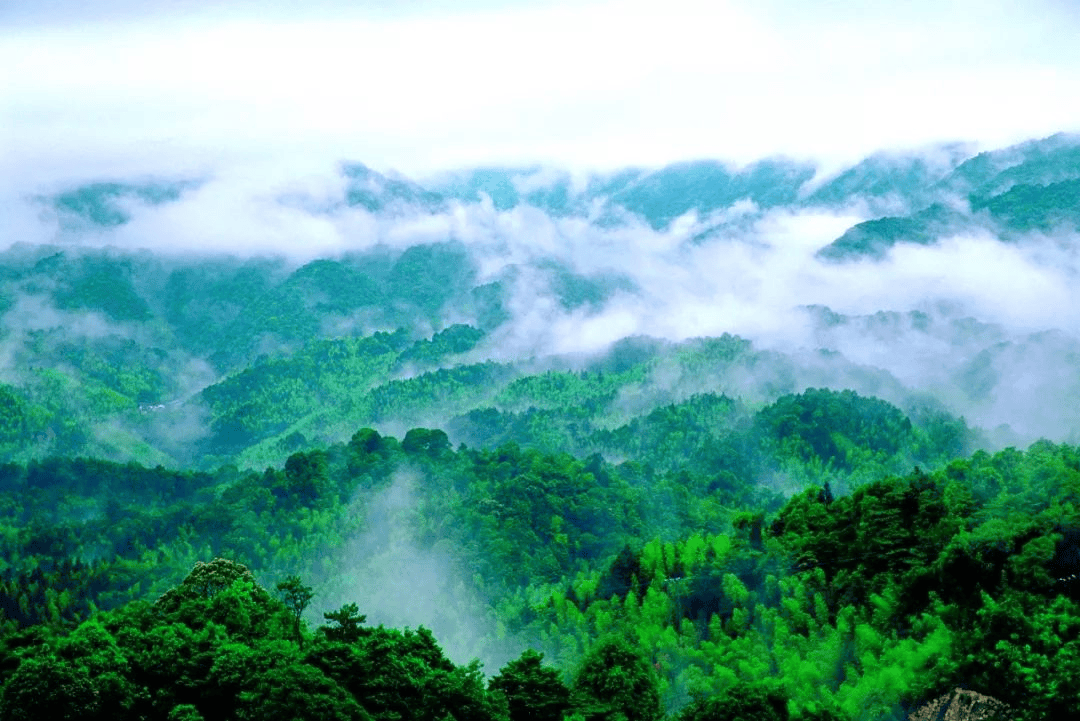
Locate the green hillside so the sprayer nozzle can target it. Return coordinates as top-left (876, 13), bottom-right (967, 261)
top-left (1, 426), bottom-right (1076, 719)
top-left (6, 133), bottom-right (1080, 719)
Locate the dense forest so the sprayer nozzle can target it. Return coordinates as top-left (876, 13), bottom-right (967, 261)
top-left (8, 418), bottom-right (1080, 719)
top-left (3, 133), bottom-right (1080, 720)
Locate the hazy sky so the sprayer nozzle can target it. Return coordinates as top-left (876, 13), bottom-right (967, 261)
top-left (3, 0), bottom-right (1079, 181)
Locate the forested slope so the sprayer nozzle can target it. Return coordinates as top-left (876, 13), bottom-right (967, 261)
top-left (5, 132), bottom-right (1080, 720)
top-left (1, 416), bottom-right (1077, 719)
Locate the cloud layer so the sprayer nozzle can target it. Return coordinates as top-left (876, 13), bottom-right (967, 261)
top-left (3, 0), bottom-right (1079, 182)
top-left (15, 144), bottom-right (1080, 445)
top-left (4, 0), bottom-right (1080, 447)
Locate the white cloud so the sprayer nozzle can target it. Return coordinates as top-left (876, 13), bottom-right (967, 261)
top-left (2, 0), bottom-right (1078, 185)
top-left (4, 0), bottom-right (1080, 447)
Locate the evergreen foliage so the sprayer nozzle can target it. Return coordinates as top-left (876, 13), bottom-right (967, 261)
top-left (5, 141), bottom-right (1080, 716)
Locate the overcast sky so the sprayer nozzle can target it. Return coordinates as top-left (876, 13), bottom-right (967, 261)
top-left (3, 0), bottom-right (1079, 183)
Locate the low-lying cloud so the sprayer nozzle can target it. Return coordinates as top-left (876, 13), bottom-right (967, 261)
top-left (323, 469), bottom-right (520, 669)
top-left (6, 134), bottom-right (1080, 447)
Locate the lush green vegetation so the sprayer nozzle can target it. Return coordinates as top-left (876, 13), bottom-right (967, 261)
top-left (817, 204), bottom-right (969, 262)
top-left (2, 409), bottom-right (1077, 718)
top-left (817, 132), bottom-right (1080, 261)
top-left (971, 178), bottom-right (1080, 233)
top-left (5, 133), bottom-right (1080, 719)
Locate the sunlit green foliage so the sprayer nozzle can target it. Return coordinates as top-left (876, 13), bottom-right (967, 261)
top-left (0, 240), bottom-right (1073, 720)
top-left (2, 420), bottom-right (1075, 718)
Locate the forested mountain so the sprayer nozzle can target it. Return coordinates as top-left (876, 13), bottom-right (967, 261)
top-left (3, 423), bottom-right (1077, 719)
top-left (3, 239), bottom-right (1077, 469)
top-left (36, 133), bottom-right (1077, 245)
top-left (3, 132), bottom-right (1080, 720)
top-left (815, 133), bottom-right (1080, 261)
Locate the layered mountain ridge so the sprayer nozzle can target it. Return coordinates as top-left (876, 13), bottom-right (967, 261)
top-left (39, 132), bottom-right (1080, 262)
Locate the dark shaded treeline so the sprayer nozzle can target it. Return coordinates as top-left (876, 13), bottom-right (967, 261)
top-left (0, 387), bottom-right (973, 628)
top-left (1, 397), bottom-right (1079, 718)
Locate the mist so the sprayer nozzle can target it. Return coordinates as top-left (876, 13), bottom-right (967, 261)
top-left (320, 469), bottom-right (523, 670)
top-left (5, 5), bottom-right (1080, 719)
top-left (6, 131), bottom-right (1080, 449)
